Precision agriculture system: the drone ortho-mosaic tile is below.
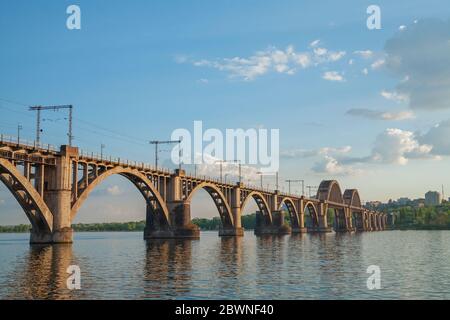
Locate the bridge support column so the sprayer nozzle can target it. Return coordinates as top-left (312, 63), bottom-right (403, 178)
top-left (219, 185), bottom-right (244, 237)
top-left (355, 212), bottom-right (365, 232)
top-left (254, 210), bottom-right (291, 235)
top-left (317, 201), bottom-right (332, 233)
top-left (36, 145), bottom-right (78, 244)
top-left (255, 192), bottom-right (290, 236)
top-left (292, 199), bottom-right (307, 233)
top-left (145, 170), bottom-right (199, 239)
top-left (344, 208), bottom-right (355, 232)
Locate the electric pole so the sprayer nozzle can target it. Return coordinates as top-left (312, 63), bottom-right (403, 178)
top-left (306, 185), bottom-right (318, 198)
top-left (29, 105), bottom-right (73, 146)
top-left (276, 171), bottom-right (279, 191)
top-left (100, 144), bottom-right (105, 160)
top-left (17, 124), bottom-right (22, 144)
top-left (215, 160), bottom-right (226, 183)
top-left (232, 160), bottom-right (242, 184)
top-left (285, 179), bottom-right (304, 195)
top-left (256, 172), bottom-right (264, 188)
top-left (149, 140), bottom-right (181, 171)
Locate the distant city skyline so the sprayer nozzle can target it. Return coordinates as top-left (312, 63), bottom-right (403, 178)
top-left (1, 1), bottom-right (450, 224)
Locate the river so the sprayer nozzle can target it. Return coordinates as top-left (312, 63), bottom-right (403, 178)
top-left (0, 230), bottom-right (449, 299)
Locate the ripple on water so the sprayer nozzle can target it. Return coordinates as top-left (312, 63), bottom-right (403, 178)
top-left (0, 230), bottom-right (449, 299)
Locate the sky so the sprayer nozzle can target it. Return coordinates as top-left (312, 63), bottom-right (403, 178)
top-left (1, 0), bottom-right (450, 224)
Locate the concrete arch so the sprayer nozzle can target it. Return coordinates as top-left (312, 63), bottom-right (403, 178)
top-left (278, 197), bottom-right (299, 226)
top-left (304, 201), bottom-right (319, 228)
top-left (70, 166), bottom-right (170, 224)
top-left (241, 191), bottom-right (272, 224)
top-left (186, 182), bottom-right (234, 227)
top-left (0, 158), bottom-right (53, 233)
top-left (343, 189), bottom-right (362, 208)
top-left (317, 180), bottom-right (344, 204)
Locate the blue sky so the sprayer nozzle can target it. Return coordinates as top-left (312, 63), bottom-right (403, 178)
top-left (1, 0), bottom-right (450, 224)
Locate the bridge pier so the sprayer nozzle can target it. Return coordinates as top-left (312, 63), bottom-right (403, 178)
top-left (30, 146), bottom-right (77, 244)
top-left (315, 202), bottom-right (332, 233)
top-left (291, 212), bottom-right (308, 233)
top-left (145, 201), bottom-right (200, 239)
top-left (219, 185), bottom-right (244, 237)
top-left (254, 210), bottom-right (291, 235)
top-left (292, 199), bottom-right (308, 233)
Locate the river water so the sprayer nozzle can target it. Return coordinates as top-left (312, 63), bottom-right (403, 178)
top-left (0, 230), bottom-right (449, 300)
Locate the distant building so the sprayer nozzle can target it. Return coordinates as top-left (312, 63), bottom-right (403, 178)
top-left (365, 201), bottom-right (382, 209)
top-left (425, 191), bottom-right (442, 206)
top-left (413, 198), bottom-right (425, 208)
top-left (397, 197), bottom-right (411, 206)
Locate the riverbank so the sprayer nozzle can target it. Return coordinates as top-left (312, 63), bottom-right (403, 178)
top-left (1, 221), bottom-right (449, 233)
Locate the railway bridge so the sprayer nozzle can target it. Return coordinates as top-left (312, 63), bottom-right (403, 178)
top-left (0, 137), bottom-right (388, 244)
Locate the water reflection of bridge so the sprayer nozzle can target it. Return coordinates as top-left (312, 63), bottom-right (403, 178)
top-left (0, 138), bottom-right (387, 244)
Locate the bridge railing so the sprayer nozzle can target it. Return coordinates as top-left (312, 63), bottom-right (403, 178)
top-left (0, 134), bottom-right (58, 152)
top-left (78, 149), bottom-right (172, 175)
top-left (1, 133), bottom-right (307, 198)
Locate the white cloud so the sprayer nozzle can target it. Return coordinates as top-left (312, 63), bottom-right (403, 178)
top-left (362, 68), bottom-right (369, 75)
top-left (187, 43), bottom-right (345, 81)
top-left (327, 51), bottom-right (346, 62)
top-left (107, 185), bottom-right (123, 196)
top-left (322, 71), bottom-right (345, 82)
top-left (314, 47), bottom-right (327, 56)
top-left (371, 129), bottom-right (434, 165)
top-left (312, 156), bottom-right (361, 176)
top-left (194, 153), bottom-right (261, 185)
top-left (281, 146), bottom-right (351, 159)
top-left (371, 59), bottom-right (385, 69)
top-left (399, 25), bottom-right (407, 31)
top-left (381, 90), bottom-right (409, 103)
top-left (287, 122), bottom-right (446, 176)
top-left (197, 78), bottom-right (209, 84)
top-left (309, 39), bottom-right (321, 48)
top-left (283, 146), bottom-right (359, 176)
top-left (354, 50), bottom-right (374, 59)
top-left (346, 108), bottom-right (415, 121)
top-left (0, 199), bottom-right (5, 205)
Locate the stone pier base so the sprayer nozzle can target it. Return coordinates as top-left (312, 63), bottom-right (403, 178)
top-left (144, 224), bottom-right (200, 240)
top-left (291, 227), bottom-right (308, 234)
top-left (30, 227), bottom-right (74, 244)
top-left (219, 227), bottom-right (245, 237)
top-left (309, 227), bottom-right (333, 233)
top-left (254, 224), bottom-right (291, 236)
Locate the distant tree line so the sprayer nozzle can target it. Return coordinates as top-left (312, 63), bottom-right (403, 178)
top-left (1, 205), bottom-right (450, 233)
top-left (390, 203), bottom-right (450, 230)
top-left (192, 213), bottom-right (258, 230)
top-left (0, 221), bottom-right (147, 233)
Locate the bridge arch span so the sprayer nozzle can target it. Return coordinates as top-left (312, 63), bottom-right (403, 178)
top-left (278, 197), bottom-right (299, 227)
top-left (343, 189), bottom-right (362, 208)
top-left (304, 201), bottom-right (319, 229)
top-left (185, 182), bottom-right (234, 228)
top-left (0, 158), bottom-right (53, 235)
top-left (241, 191), bottom-right (272, 224)
top-left (317, 180), bottom-right (344, 204)
top-left (70, 166), bottom-right (170, 225)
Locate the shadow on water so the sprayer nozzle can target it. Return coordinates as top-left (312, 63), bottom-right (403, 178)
top-left (4, 244), bottom-right (87, 299)
top-left (142, 239), bottom-right (193, 299)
